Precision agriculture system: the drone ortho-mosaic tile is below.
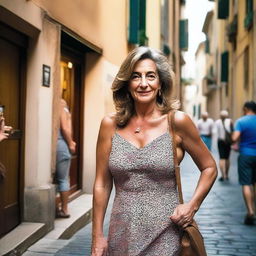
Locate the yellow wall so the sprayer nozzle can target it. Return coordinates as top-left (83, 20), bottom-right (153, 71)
top-left (230, 0), bottom-right (254, 119)
top-left (146, 0), bottom-right (161, 49)
top-left (32, 0), bottom-right (128, 66)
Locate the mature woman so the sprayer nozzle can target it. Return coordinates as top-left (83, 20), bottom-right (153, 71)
top-left (92, 47), bottom-right (217, 256)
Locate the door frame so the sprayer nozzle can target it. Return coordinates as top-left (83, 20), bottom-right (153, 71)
top-left (0, 22), bottom-right (27, 235)
top-left (60, 44), bottom-right (85, 196)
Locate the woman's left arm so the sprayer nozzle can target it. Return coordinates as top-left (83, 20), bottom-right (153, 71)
top-left (170, 111), bottom-right (217, 228)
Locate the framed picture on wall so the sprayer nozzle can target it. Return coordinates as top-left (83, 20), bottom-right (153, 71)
top-left (42, 64), bottom-right (51, 87)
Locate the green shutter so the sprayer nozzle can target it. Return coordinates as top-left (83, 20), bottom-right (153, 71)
top-left (246, 0), bottom-right (253, 12)
top-left (205, 37), bottom-right (210, 53)
top-left (179, 19), bottom-right (188, 51)
top-left (221, 51), bottom-right (229, 82)
top-left (218, 0), bottom-right (229, 19)
top-left (138, 0), bottom-right (146, 45)
top-left (163, 44), bottom-right (171, 56)
top-left (128, 0), bottom-right (139, 44)
top-left (128, 0), bottom-right (147, 45)
top-left (244, 0), bottom-right (253, 30)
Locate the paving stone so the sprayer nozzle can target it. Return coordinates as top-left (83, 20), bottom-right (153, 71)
top-left (22, 147), bottom-right (256, 256)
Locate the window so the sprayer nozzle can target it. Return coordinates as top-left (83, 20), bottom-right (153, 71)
top-left (244, 46), bottom-right (249, 89)
top-left (244, 0), bottom-right (253, 30)
top-left (221, 51), bottom-right (229, 82)
top-left (205, 37), bottom-right (210, 54)
top-left (128, 0), bottom-right (147, 45)
top-left (198, 104), bottom-right (201, 119)
top-left (179, 19), bottom-right (188, 51)
top-left (218, 0), bottom-right (229, 19)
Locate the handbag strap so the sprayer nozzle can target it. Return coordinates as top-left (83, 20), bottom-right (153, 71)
top-left (221, 119), bottom-right (228, 133)
top-left (222, 118), bottom-right (233, 133)
top-left (168, 111), bottom-right (184, 204)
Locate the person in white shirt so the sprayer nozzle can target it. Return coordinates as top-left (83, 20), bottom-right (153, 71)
top-left (215, 110), bottom-right (233, 181)
top-left (197, 112), bottom-right (214, 150)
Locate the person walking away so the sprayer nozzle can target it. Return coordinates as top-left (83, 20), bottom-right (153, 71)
top-left (232, 101), bottom-right (256, 225)
top-left (215, 110), bottom-right (233, 181)
top-left (197, 111), bottom-right (214, 151)
top-left (55, 99), bottom-right (76, 218)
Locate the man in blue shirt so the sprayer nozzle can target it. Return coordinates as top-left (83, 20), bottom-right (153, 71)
top-left (233, 101), bottom-right (256, 225)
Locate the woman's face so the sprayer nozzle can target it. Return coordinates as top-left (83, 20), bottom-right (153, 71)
top-left (128, 58), bottom-right (160, 104)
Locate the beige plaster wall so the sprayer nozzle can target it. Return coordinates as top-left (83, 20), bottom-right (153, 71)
top-left (82, 53), bottom-right (104, 193)
top-left (231, 1), bottom-right (254, 119)
top-left (99, 0), bottom-right (129, 66)
top-left (82, 55), bottom-right (118, 193)
top-left (146, 0), bottom-right (161, 49)
top-left (32, 0), bottom-right (101, 48)
top-left (25, 18), bottom-right (60, 187)
top-left (0, 0), bottom-right (42, 32)
top-left (32, 0), bottom-right (128, 67)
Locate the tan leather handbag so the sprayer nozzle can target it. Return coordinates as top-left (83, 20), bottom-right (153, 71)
top-left (169, 111), bottom-right (207, 256)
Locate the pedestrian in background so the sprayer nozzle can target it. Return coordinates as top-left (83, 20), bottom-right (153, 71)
top-left (91, 46), bottom-right (217, 255)
top-left (197, 111), bottom-right (214, 151)
top-left (215, 110), bottom-right (233, 181)
top-left (232, 101), bottom-right (256, 225)
top-left (55, 99), bottom-right (76, 218)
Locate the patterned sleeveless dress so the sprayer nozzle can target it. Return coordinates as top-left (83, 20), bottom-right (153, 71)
top-left (107, 131), bottom-right (181, 256)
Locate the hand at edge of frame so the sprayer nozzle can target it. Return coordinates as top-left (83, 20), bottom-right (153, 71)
top-left (91, 236), bottom-right (108, 256)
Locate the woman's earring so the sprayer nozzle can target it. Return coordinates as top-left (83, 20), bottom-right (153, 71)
top-left (158, 89), bottom-right (162, 97)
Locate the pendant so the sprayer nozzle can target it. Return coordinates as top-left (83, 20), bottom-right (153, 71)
top-left (135, 127), bottom-right (141, 133)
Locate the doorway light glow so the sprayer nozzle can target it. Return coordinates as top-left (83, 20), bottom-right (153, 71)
top-left (67, 62), bottom-right (73, 69)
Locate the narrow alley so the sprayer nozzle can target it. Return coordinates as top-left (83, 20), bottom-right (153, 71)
top-left (23, 146), bottom-right (256, 256)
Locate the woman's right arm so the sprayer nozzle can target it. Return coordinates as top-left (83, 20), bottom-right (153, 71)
top-left (59, 100), bottom-right (76, 154)
top-left (91, 116), bottom-right (115, 256)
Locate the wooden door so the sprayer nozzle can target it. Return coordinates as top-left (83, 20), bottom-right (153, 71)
top-left (60, 55), bottom-right (83, 194)
top-left (0, 23), bottom-right (26, 237)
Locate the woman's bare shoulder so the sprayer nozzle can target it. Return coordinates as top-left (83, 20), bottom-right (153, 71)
top-left (100, 113), bottom-right (117, 131)
top-left (170, 110), bottom-right (195, 133)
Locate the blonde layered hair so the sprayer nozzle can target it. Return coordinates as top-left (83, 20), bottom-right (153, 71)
top-left (112, 46), bottom-right (178, 127)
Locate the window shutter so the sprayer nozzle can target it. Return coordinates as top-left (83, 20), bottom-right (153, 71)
top-left (244, 0), bottom-right (253, 30)
top-left (128, 0), bottom-right (147, 45)
top-left (218, 0), bottom-right (229, 19)
top-left (128, 0), bottom-right (139, 44)
top-left (138, 0), bottom-right (147, 45)
top-left (221, 51), bottom-right (229, 82)
top-left (179, 19), bottom-right (188, 51)
top-left (205, 37), bottom-right (210, 53)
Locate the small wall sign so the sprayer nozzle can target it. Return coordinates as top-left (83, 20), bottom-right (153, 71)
top-left (42, 64), bottom-right (51, 87)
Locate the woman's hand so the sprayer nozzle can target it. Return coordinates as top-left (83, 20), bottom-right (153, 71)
top-left (0, 116), bottom-right (13, 142)
top-left (68, 141), bottom-right (76, 155)
top-left (0, 131), bottom-right (9, 142)
top-left (91, 236), bottom-right (108, 256)
top-left (170, 203), bottom-right (197, 228)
